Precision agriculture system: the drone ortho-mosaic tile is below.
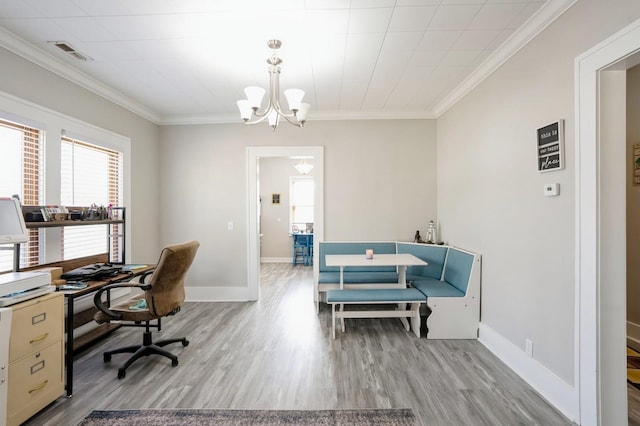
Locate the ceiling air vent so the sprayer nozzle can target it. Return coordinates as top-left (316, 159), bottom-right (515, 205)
top-left (48, 41), bottom-right (92, 62)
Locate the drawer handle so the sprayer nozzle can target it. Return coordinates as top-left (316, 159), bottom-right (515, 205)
top-left (28, 380), bottom-right (48, 394)
top-left (29, 333), bottom-right (49, 344)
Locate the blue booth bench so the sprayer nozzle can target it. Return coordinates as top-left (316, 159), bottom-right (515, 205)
top-left (318, 241), bottom-right (481, 339)
top-left (398, 242), bottom-right (481, 339)
top-left (317, 241), bottom-right (399, 290)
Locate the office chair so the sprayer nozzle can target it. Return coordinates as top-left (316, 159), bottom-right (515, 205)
top-left (93, 240), bottom-right (200, 379)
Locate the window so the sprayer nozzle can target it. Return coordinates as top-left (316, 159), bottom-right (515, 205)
top-left (290, 177), bottom-right (314, 233)
top-left (61, 136), bottom-right (123, 261)
top-left (0, 119), bottom-right (43, 272)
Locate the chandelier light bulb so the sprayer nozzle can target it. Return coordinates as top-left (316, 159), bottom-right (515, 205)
top-left (237, 100), bottom-right (252, 121)
top-left (297, 103), bottom-right (311, 123)
top-left (244, 86), bottom-right (265, 110)
top-left (268, 110), bottom-right (279, 129)
top-left (284, 88), bottom-right (305, 112)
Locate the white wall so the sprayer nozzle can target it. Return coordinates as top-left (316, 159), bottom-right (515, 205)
top-left (436, 0), bottom-right (640, 421)
top-left (158, 119), bottom-right (437, 291)
top-left (259, 157), bottom-right (314, 261)
top-left (0, 46), bottom-right (161, 263)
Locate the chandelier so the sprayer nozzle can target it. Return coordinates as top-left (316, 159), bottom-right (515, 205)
top-left (294, 158), bottom-right (313, 175)
top-left (237, 40), bottom-right (310, 130)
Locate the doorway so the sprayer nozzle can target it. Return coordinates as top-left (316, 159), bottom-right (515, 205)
top-left (576, 19), bottom-right (640, 425)
top-left (246, 146), bottom-right (324, 301)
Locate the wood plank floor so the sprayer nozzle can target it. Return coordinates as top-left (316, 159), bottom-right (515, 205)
top-left (630, 384), bottom-right (640, 425)
top-left (26, 263), bottom-right (574, 426)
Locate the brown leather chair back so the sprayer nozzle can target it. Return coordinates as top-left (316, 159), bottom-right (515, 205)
top-left (144, 240), bottom-right (199, 317)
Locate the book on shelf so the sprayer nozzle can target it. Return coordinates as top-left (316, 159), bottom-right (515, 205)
top-left (40, 205), bottom-right (69, 221)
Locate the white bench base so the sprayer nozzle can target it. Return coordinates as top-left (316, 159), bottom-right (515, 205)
top-left (330, 301), bottom-right (423, 339)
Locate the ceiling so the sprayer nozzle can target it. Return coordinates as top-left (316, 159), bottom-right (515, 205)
top-left (0, 0), bottom-right (574, 125)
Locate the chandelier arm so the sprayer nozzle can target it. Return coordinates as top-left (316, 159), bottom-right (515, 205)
top-left (242, 114), bottom-right (271, 125)
top-left (270, 64), bottom-right (298, 120)
top-left (280, 115), bottom-right (303, 127)
top-left (251, 100), bottom-right (274, 118)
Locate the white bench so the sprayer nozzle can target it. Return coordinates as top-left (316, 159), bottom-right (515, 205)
top-left (326, 288), bottom-right (427, 339)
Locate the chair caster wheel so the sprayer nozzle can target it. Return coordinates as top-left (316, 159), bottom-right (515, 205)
top-left (117, 369), bottom-right (126, 379)
top-left (104, 354), bottom-right (111, 363)
top-left (182, 338), bottom-right (189, 347)
top-left (172, 359), bottom-right (179, 367)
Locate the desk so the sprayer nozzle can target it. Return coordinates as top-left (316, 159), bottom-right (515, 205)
top-left (57, 265), bottom-right (155, 397)
top-left (325, 253), bottom-right (427, 289)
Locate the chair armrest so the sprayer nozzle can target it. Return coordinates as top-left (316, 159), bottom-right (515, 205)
top-left (138, 269), bottom-right (155, 283)
top-left (93, 282), bottom-right (152, 320)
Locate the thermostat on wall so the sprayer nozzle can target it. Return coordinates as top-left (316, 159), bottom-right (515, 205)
top-left (544, 183), bottom-right (560, 197)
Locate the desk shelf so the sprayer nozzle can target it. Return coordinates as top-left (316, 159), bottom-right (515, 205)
top-left (25, 219), bottom-right (124, 228)
top-left (19, 206), bottom-right (126, 266)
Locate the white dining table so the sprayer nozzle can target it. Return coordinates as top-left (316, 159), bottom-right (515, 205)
top-left (325, 253), bottom-right (427, 289)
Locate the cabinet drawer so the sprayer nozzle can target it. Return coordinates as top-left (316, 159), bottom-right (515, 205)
top-left (7, 340), bottom-right (64, 426)
top-left (9, 292), bottom-right (63, 363)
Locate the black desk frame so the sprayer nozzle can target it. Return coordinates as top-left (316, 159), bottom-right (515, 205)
top-left (59, 266), bottom-right (154, 397)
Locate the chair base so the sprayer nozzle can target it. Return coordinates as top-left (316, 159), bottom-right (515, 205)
top-left (103, 331), bottom-right (189, 379)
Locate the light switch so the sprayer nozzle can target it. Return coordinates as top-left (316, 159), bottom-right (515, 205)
top-left (227, 221), bottom-right (234, 231)
top-left (544, 183), bottom-right (560, 197)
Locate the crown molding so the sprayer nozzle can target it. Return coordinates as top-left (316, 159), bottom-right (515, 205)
top-left (160, 109), bottom-right (436, 126)
top-left (302, 109), bottom-right (437, 121)
top-left (432, 0), bottom-right (578, 118)
top-left (0, 27), bottom-right (162, 124)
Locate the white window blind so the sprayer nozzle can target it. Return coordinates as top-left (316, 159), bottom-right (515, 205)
top-left (290, 177), bottom-right (314, 232)
top-left (0, 119), bottom-right (43, 272)
top-left (61, 136), bottom-right (123, 261)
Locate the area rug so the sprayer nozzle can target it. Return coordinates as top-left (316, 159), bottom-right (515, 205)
top-left (77, 408), bottom-right (418, 426)
top-left (629, 347), bottom-right (640, 389)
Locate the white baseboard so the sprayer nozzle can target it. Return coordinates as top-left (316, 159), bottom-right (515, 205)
top-left (627, 320), bottom-right (640, 352)
top-left (478, 323), bottom-right (578, 423)
top-left (185, 286), bottom-right (251, 302)
top-left (260, 257), bottom-right (291, 263)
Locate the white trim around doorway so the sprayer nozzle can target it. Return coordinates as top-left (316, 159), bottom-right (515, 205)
top-left (246, 146), bottom-right (324, 301)
top-left (575, 18), bottom-right (640, 426)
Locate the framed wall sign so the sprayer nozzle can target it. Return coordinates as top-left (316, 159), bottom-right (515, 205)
top-left (537, 120), bottom-right (564, 172)
top-left (271, 193), bottom-right (280, 204)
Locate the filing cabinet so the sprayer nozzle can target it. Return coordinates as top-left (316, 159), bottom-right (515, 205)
top-left (6, 292), bottom-right (63, 426)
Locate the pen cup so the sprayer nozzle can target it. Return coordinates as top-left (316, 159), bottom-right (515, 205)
top-left (365, 249), bottom-right (374, 259)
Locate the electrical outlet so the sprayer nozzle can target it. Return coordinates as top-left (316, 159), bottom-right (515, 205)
top-left (525, 339), bottom-right (533, 356)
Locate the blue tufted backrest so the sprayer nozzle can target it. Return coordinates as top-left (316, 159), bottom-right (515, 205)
top-left (319, 242), bottom-right (397, 272)
top-left (397, 243), bottom-right (447, 280)
top-left (443, 248), bottom-right (474, 294)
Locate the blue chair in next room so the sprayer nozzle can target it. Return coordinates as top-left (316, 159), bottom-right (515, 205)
top-left (293, 234), bottom-right (313, 266)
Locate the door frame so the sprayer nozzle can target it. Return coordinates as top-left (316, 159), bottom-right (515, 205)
top-left (246, 146), bottom-right (324, 301)
top-left (576, 18), bottom-right (640, 425)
